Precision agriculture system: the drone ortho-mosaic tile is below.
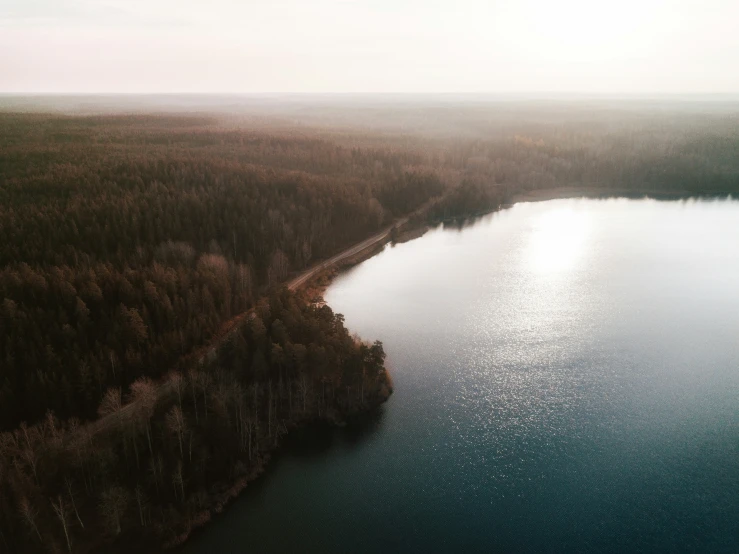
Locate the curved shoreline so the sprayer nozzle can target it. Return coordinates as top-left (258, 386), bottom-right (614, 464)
top-left (138, 187), bottom-right (731, 552)
top-left (164, 387), bottom-right (393, 551)
top-left (509, 186), bottom-right (727, 204)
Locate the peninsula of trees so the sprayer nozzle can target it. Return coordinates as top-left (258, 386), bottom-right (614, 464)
top-left (0, 99), bottom-right (737, 552)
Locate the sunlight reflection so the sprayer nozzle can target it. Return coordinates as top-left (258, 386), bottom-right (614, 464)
top-left (525, 206), bottom-right (591, 274)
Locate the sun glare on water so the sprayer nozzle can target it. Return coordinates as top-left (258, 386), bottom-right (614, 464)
top-left (525, 206), bottom-right (592, 275)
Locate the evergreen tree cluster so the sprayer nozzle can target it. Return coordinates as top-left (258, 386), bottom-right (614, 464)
top-left (0, 114), bottom-right (441, 428)
top-left (0, 107), bottom-right (736, 552)
top-left (0, 288), bottom-right (390, 553)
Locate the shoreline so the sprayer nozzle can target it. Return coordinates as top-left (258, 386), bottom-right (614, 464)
top-left (175, 190), bottom-right (739, 554)
top-left (163, 391), bottom-right (392, 551)
top-left (156, 227), bottom-right (414, 550)
top-left (152, 185), bottom-right (724, 552)
top-left (508, 186), bottom-right (726, 205)
top-left (158, 248), bottom-right (399, 551)
top-left (303, 186), bottom-right (712, 301)
top-left (106, 200), bottom-right (439, 553)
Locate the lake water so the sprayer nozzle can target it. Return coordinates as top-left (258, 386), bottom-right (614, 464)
top-left (184, 198), bottom-right (739, 553)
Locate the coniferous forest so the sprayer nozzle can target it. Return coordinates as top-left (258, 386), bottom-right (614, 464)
top-left (0, 100), bottom-right (737, 552)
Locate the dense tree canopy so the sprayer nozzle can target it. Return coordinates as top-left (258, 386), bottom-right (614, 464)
top-left (0, 104), bottom-right (736, 552)
top-left (0, 114), bottom-right (442, 428)
top-left (0, 288), bottom-right (391, 552)
top-left (1, 108), bottom-right (736, 427)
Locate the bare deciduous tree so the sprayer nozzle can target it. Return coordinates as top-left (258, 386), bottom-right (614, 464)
top-left (134, 484), bottom-right (148, 527)
top-left (171, 462), bottom-right (185, 501)
top-left (168, 372), bottom-right (184, 410)
top-left (12, 423), bottom-right (42, 486)
top-left (198, 372), bottom-right (213, 422)
top-left (50, 495), bottom-right (73, 553)
top-left (65, 478), bottom-right (85, 529)
top-left (187, 368), bottom-right (200, 424)
top-left (97, 388), bottom-right (122, 419)
top-left (298, 375), bottom-right (310, 413)
top-left (148, 455), bottom-right (164, 496)
top-left (18, 496), bottom-right (42, 543)
top-left (99, 486), bottom-right (128, 536)
top-left (129, 377), bottom-right (156, 455)
top-left (165, 406), bottom-right (187, 460)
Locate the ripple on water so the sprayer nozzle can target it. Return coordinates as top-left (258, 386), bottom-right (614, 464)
top-left (185, 198), bottom-right (739, 554)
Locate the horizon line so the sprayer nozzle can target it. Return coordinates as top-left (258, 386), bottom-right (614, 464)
top-left (2, 91), bottom-right (739, 96)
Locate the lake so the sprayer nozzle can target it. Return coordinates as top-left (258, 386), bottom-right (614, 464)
top-left (183, 198), bottom-right (739, 553)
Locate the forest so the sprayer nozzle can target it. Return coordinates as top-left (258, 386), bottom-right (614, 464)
top-left (0, 113), bottom-right (444, 428)
top-left (0, 101), bottom-right (737, 552)
top-left (0, 287), bottom-right (391, 552)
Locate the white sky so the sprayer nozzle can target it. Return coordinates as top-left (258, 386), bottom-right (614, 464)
top-left (1, 0), bottom-right (738, 93)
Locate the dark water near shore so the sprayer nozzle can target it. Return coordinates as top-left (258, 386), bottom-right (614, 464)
top-left (184, 198), bottom-right (739, 553)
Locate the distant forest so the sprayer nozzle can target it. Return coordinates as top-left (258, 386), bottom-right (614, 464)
top-left (0, 102), bottom-right (737, 552)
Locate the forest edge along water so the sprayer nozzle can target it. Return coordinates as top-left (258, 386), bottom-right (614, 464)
top-left (90, 192), bottom-right (448, 443)
top-left (182, 195), bottom-right (739, 554)
top-left (79, 192), bottom-right (455, 551)
top-left (174, 189), bottom-right (736, 552)
top-left (1, 102), bottom-right (738, 554)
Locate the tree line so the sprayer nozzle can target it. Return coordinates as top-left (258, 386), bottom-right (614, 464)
top-left (0, 114), bottom-right (442, 428)
top-left (0, 107), bottom-right (736, 551)
top-left (0, 287), bottom-right (391, 552)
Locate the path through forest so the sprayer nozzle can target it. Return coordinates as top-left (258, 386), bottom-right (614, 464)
top-left (88, 193), bottom-right (446, 436)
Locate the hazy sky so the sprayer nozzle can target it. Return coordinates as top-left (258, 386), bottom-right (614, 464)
top-left (1, 0), bottom-right (738, 93)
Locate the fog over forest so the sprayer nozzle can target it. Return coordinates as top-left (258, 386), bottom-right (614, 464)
top-left (2, 0), bottom-right (738, 550)
top-left (0, 94), bottom-right (737, 552)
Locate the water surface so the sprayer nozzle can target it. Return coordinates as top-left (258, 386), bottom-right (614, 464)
top-left (185, 198), bottom-right (739, 553)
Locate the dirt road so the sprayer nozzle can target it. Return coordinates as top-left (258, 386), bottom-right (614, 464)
top-left (88, 194), bottom-right (442, 436)
top-left (287, 220), bottom-right (404, 290)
